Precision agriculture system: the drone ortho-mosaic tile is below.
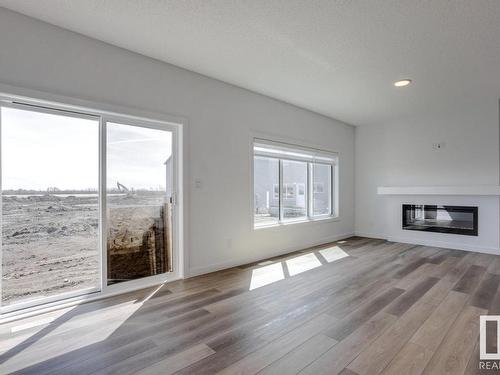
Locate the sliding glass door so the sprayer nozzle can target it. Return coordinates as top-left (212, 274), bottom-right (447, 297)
top-left (106, 122), bottom-right (173, 285)
top-left (0, 98), bottom-right (179, 313)
top-left (1, 106), bottom-right (100, 307)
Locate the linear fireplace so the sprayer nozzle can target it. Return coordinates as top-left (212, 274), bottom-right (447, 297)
top-left (402, 204), bottom-right (478, 236)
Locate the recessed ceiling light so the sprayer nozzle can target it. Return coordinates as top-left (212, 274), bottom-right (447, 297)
top-left (394, 79), bottom-right (412, 87)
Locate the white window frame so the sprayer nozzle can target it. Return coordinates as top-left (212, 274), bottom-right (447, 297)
top-left (253, 138), bottom-right (338, 228)
top-left (0, 88), bottom-right (184, 320)
top-left (310, 162), bottom-right (334, 218)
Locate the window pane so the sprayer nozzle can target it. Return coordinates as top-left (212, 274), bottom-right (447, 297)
top-left (312, 163), bottom-right (332, 216)
top-left (282, 160), bottom-right (307, 220)
top-left (1, 107), bottom-right (99, 306)
top-left (106, 122), bottom-right (173, 285)
top-left (254, 156), bottom-right (279, 226)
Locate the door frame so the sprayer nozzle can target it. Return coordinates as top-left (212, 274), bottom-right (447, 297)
top-left (101, 116), bottom-right (180, 296)
top-left (0, 85), bottom-right (185, 320)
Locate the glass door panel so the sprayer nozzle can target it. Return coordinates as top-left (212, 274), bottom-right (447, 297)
top-left (1, 106), bottom-right (100, 306)
top-left (106, 122), bottom-right (173, 285)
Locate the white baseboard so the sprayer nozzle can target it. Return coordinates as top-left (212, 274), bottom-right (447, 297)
top-left (354, 231), bottom-right (500, 256)
top-left (188, 232), bottom-right (355, 277)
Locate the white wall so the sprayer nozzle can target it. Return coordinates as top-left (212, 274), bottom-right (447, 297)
top-left (0, 8), bottom-right (355, 276)
top-left (355, 104), bottom-right (500, 252)
top-left (354, 125), bottom-right (388, 238)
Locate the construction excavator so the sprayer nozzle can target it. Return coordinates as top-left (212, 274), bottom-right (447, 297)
top-left (116, 181), bottom-right (134, 196)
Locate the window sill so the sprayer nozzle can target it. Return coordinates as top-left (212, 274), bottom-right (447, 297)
top-left (254, 215), bottom-right (340, 230)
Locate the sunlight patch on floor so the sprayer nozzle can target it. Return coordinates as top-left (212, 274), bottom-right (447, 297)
top-left (248, 244), bottom-right (350, 290)
top-left (10, 316), bottom-right (58, 333)
top-left (286, 253), bottom-right (322, 276)
top-left (1, 292), bottom-right (153, 366)
top-left (319, 246), bottom-right (349, 263)
top-left (2, 301), bottom-right (143, 370)
top-left (249, 262), bottom-right (285, 290)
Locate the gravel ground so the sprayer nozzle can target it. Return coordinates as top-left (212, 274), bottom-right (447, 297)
top-left (1, 194), bottom-right (100, 306)
top-left (1, 193), bottom-right (166, 306)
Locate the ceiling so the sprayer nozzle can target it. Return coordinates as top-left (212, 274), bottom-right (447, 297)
top-left (0, 0), bottom-right (499, 126)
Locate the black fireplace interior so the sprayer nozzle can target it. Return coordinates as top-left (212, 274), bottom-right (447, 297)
top-left (402, 204), bottom-right (478, 236)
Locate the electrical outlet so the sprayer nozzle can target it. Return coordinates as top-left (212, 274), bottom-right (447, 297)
top-left (432, 142), bottom-right (445, 150)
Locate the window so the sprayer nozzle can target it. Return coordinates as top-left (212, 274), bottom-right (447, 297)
top-left (312, 163), bottom-right (332, 216)
top-left (253, 139), bottom-right (337, 227)
top-left (282, 160), bottom-right (307, 221)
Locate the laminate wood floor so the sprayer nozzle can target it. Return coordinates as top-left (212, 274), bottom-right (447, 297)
top-left (1, 237), bottom-right (499, 374)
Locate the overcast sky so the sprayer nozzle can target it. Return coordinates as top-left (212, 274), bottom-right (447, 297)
top-left (1, 107), bottom-right (172, 191)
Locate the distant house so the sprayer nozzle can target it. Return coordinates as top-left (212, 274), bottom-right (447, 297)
top-left (254, 159), bottom-right (330, 218)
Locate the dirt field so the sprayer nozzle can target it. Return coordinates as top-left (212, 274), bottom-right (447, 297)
top-left (1, 193), bottom-right (167, 306)
top-left (1, 194), bottom-right (100, 306)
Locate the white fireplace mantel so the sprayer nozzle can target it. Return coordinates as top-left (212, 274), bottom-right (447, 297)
top-left (377, 185), bottom-right (500, 196)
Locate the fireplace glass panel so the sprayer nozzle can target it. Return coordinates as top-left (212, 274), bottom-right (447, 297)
top-left (402, 205), bottom-right (478, 236)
